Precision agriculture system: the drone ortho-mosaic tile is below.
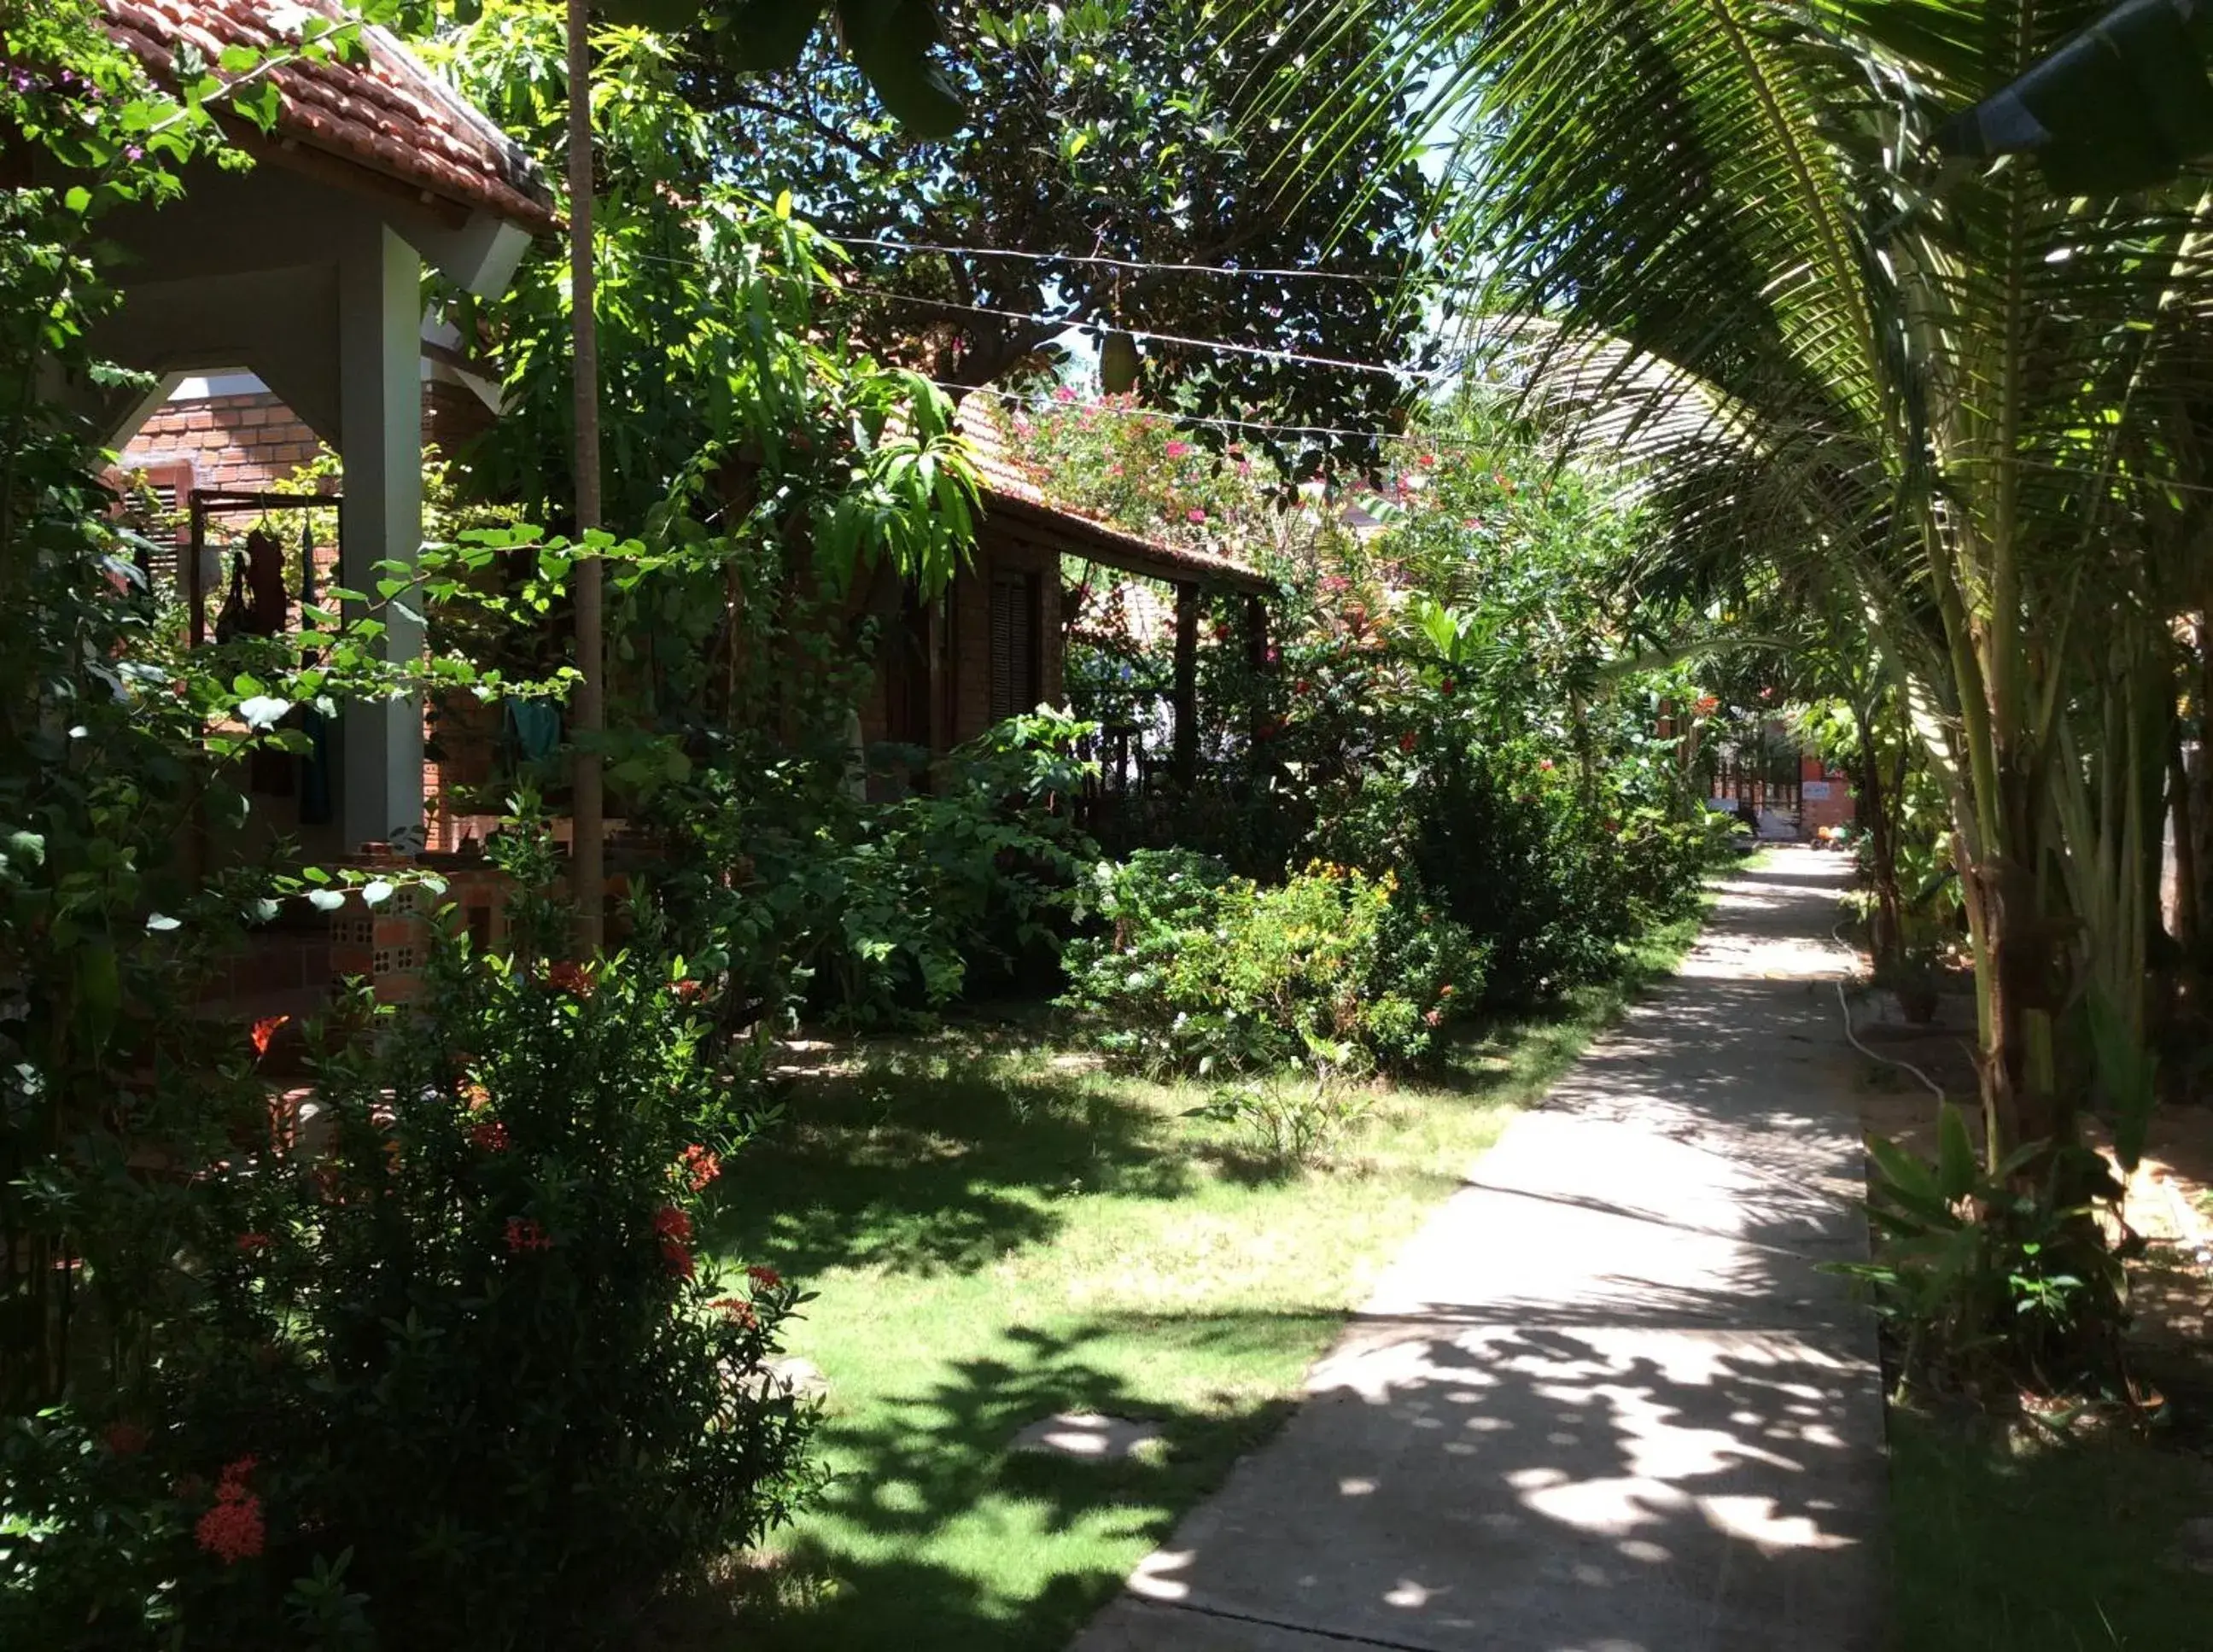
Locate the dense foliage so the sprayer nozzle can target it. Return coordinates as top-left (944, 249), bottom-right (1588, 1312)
top-left (1027, 390), bottom-right (1731, 1013)
top-left (3, 836), bottom-right (817, 1649)
top-left (0, 9), bottom-right (838, 1640)
top-left (1060, 850), bottom-right (1482, 1075)
top-left (675, 0), bottom-right (1439, 464)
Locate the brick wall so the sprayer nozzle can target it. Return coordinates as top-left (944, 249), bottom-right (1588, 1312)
top-left (1799, 753), bottom-right (1857, 836)
top-left (120, 391), bottom-right (325, 493)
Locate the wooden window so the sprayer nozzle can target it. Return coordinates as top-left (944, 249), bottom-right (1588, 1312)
top-left (989, 569), bottom-right (1039, 724)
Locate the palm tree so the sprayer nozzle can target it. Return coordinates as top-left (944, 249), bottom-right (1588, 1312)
top-left (1276, 0), bottom-right (2213, 1173)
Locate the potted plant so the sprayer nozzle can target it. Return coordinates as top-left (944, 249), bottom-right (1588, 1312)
top-left (1874, 943), bottom-right (1945, 1025)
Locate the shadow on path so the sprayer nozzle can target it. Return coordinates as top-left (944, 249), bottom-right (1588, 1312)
top-left (1072, 849), bottom-right (1887, 1652)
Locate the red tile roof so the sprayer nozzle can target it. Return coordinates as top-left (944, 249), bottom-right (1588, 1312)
top-left (99, 0), bottom-right (554, 232)
top-left (957, 399), bottom-right (1269, 592)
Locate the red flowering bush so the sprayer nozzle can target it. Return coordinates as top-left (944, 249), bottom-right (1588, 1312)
top-left (2, 828), bottom-right (818, 1649)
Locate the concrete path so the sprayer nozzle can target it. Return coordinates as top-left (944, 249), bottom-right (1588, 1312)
top-left (1074, 849), bottom-right (1885, 1652)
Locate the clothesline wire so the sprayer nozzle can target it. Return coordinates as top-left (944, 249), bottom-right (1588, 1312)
top-left (934, 378), bottom-right (1500, 452)
top-left (834, 281), bottom-right (1466, 382)
top-left (624, 248), bottom-right (2213, 498)
top-left (828, 231), bottom-right (1479, 292)
top-left (626, 245), bottom-right (1486, 382)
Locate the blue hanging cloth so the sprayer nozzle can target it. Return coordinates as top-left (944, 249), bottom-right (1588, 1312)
top-left (296, 517), bottom-right (335, 826)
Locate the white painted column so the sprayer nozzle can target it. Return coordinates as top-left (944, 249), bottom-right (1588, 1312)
top-left (336, 223), bottom-right (425, 850)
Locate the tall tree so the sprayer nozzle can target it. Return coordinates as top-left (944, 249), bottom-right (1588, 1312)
top-left (677, 0), bottom-right (1440, 468)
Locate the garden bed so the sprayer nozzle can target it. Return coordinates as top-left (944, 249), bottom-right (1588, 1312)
top-left (1849, 1009), bottom-right (2213, 1649)
top-left (663, 914), bottom-right (1702, 1650)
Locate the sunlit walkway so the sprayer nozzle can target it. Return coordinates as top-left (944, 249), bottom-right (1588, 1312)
top-left (1074, 848), bottom-right (1885, 1651)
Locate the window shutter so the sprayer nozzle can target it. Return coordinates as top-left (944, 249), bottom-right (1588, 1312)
top-left (990, 572), bottom-right (1037, 724)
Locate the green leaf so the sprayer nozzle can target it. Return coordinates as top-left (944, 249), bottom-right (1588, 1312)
top-left (62, 185), bottom-right (91, 214)
top-left (1935, 1102), bottom-right (1977, 1203)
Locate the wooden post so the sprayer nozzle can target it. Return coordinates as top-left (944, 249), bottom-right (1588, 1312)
top-left (1172, 581), bottom-right (1199, 788)
top-left (566, 0), bottom-right (604, 952)
top-left (1242, 593), bottom-right (1269, 744)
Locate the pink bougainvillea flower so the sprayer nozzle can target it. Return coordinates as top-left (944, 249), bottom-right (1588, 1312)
top-left (1053, 385), bottom-right (1077, 403)
top-left (248, 1016), bottom-right (289, 1057)
top-left (660, 1240), bottom-right (695, 1280)
top-left (1165, 440), bottom-right (1191, 458)
top-left (196, 1492), bottom-right (265, 1564)
top-left (746, 1264), bottom-right (783, 1291)
top-left (652, 1205), bottom-right (694, 1244)
top-left (681, 1143), bottom-right (721, 1191)
top-left (469, 1120), bottom-right (510, 1153)
top-left (504, 1217), bottom-right (551, 1255)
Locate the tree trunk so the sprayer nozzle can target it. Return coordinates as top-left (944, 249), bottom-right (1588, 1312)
top-left (1855, 711), bottom-right (1904, 972)
top-left (566, 0), bottom-right (605, 952)
top-left (1171, 582), bottom-right (1199, 789)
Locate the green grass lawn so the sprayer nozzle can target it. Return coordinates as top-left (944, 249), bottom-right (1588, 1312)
top-left (690, 914), bottom-right (1703, 1651)
top-left (1890, 1405), bottom-right (2213, 1651)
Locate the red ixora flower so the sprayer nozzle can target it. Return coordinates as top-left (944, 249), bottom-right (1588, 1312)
top-left (652, 1205), bottom-right (693, 1244)
top-left (1424, 1008), bottom-right (1445, 1028)
top-left (1398, 731), bottom-right (1419, 753)
top-left (709, 1295), bottom-right (758, 1328)
top-left (544, 960), bottom-right (594, 996)
top-left (469, 1120), bottom-right (510, 1153)
top-left (236, 1233), bottom-right (272, 1256)
top-left (504, 1217), bottom-right (551, 1255)
top-left (672, 978), bottom-right (704, 1001)
top-left (196, 1492), bottom-right (265, 1564)
top-left (102, 1421), bottom-right (149, 1456)
top-left (680, 1143), bottom-right (721, 1191)
top-left (746, 1264), bottom-right (783, 1292)
top-left (660, 1240), bottom-right (695, 1280)
top-left (248, 1015), bottom-right (289, 1057)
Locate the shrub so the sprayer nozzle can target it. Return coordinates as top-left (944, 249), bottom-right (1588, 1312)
top-left (1060, 851), bottom-right (1484, 1076)
top-left (1835, 1111), bottom-right (2131, 1403)
top-left (1188, 1040), bottom-right (1379, 1173)
top-left (0, 833), bottom-right (820, 1650)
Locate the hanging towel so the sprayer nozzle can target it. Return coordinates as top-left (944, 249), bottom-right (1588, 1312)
top-left (505, 699), bottom-right (563, 763)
